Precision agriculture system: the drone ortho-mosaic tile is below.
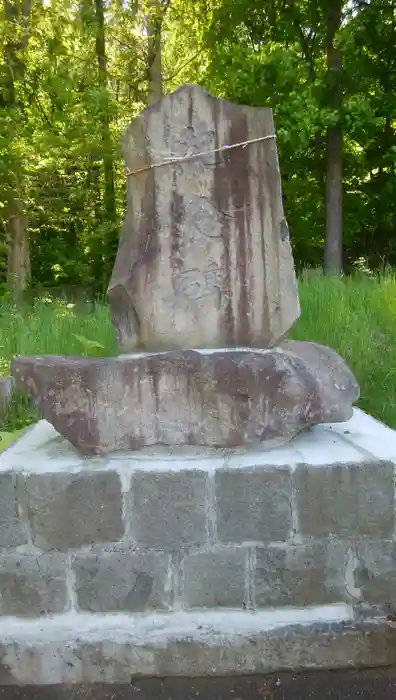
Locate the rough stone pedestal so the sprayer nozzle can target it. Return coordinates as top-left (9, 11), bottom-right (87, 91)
top-left (12, 341), bottom-right (359, 455)
top-left (0, 408), bottom-right (396, 684)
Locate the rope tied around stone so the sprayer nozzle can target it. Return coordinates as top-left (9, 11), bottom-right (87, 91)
top-left (125, 133), bottom-right (277, 177)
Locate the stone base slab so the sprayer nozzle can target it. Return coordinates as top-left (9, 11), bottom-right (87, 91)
top-left (11, 340), bottom-right (359, 454)
top-left (0, 608), bottom-right (396, 684)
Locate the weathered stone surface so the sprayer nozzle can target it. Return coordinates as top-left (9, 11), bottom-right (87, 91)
top-left (215, 466), bottom-right (292, 544)
top-left (0, 552), bottom-right (68, 616)
top-left (129, 470), bottom-right (207, 549)
top-left (24, 472), bottom-right (124, 550)
top-left (73, 549), bottom-right (171, 612)
top-left (107, 83), bottom-right (300, 352)
top-left (11, 340), bottom-right (359, 455)
top-left (253, 543), bottom-right (342, 608)
top-left (0, 473), bottom-right (27, 549)
top-left (354, 540), bottom-right (396, 606)
top-left (295, 460), bottom-right (394, 538)
top-left (181, 546), bottom-right (247, 608)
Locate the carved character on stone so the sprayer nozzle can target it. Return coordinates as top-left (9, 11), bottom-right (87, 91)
top-left (175, 262), bottom-right (223, 308)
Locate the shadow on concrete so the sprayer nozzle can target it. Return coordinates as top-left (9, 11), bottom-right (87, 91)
top-left (0, 668), bottom-right (396, 700)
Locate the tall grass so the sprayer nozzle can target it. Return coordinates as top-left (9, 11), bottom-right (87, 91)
top-left (1, 272), bottom-right (396, 430)
top-left (292, 271), bottom-right (396, 427)
top-left (0, 298), bottom-right (117, 376)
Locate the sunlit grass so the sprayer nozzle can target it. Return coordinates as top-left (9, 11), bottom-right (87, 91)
top-left (0, 428), bottom-right (28, 454)
top-left (1, 272), bottom-right (396, 431)
top-left (0, 297), bottom-right (117, 365)
top-left (291, 270), bottom-right (396, 427)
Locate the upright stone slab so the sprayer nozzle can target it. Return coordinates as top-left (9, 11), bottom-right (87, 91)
top-left (108, 83), bottom-right (300, 352)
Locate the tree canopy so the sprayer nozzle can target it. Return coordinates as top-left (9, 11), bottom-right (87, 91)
top-left (1, 0), bottom-right (395, 297)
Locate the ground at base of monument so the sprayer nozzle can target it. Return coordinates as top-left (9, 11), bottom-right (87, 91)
top-left (1, 668), bottom-right (396, 700)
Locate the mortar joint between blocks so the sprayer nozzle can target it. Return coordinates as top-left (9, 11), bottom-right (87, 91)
top-left (245, 547), bottom-right (256, 610)
top-left (17, 476), bottom-right (35, 549)
top-left (119, 469), bottom-right (133, 539)
top-left (170, 551), bottom-right (183, 611)
top-left (344, 545), bottom-right (362, 603)
top-left (205, 471), bottom-right (217, 544)
top-left (66, 552), bottom-right (77, 612)
top-left (289, 473), bottom-right (301, 543)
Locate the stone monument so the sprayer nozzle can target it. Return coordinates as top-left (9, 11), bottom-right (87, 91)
top-left (3, 85), bottom-right (396, 688)
top-left (12, 84), bottom-right (359, 454)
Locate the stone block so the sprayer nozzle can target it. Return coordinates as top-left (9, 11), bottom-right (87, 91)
top-left (12, 342), bottom-right (359, 455)
top-left (0, 552), bottom-right (68, 616)
top-left (253, 542), bottom-right (342, 608)
top-left (215, 467), bottom-right (292, 543)
top-left (355, 540), bottom-right (396, 606)
top-left (295, 461), bottom-right (394, 538)
top-left (182, 546), bottom-right (247, 608)
top-left (0, 473), bottom-right (27, 549)
top-left (25, 471), bottom-right (124, 551)
top-left (73, 548), bottom-right (171, 613)
top-left (130, 470), bottom-right (207, 549)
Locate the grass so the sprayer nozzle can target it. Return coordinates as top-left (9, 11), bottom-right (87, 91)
top-left (1, 272), bottom-right (396, 445)
top-left (0, 428), bottom-right (28, 453)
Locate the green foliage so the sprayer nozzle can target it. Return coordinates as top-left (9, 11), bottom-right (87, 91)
top-left (164, 0), bottom-right (396, 271)
top-left (0, 428), bottom-right (28, 453)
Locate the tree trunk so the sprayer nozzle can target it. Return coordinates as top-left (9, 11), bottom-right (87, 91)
top-left (324, 0), bottom-right (343, 276)
top-left (147, 0), bottom-right (164, 106)
top-left (94, 0), bottom-right (116, 221)
top-left (325, 126), bottom-right (343, 274)
top-left (3, 0), bottom-right (32, 299)
top-left (6, 199), bottom-right (31, 297)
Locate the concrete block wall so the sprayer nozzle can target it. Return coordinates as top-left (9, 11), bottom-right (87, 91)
top-left (1, 408), bottom-right (396, 619)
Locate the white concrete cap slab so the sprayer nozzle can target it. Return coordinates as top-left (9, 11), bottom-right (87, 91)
top-left (1, 407), bottom-right (395, 474)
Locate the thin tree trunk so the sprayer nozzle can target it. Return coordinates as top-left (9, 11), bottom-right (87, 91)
top-left (3, 0), bottom-right (32, 299)
top-left (6, 198), bottom-right (31, 295)
top-left (147, 0), bottom-right (164, 106)
top-left (94, 0), bottom-right (116, 220)
top-left (325, 126), bottom-right (343, 274)
top-left (324, 0), bottom-right (343, 275)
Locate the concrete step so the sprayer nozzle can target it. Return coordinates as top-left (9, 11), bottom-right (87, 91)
top-left (0, 608), bottom-right (395, 684)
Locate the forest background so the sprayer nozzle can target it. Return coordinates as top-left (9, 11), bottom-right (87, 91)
top-left (2, 0), bottom-right (395, 299)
